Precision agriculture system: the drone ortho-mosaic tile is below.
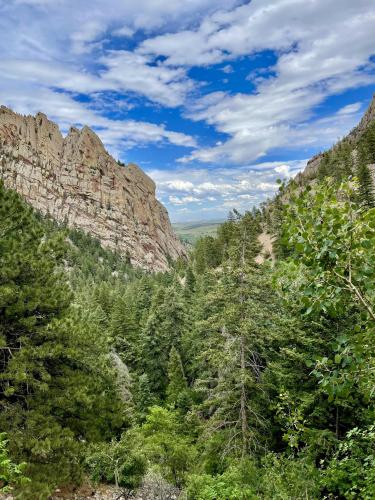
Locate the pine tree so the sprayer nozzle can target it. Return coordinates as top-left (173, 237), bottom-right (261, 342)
top-left (357, 148), bottom-right (375, 208)
top-left (317, 153), bottom-right (330, 180)
top-left (361, 121), bottom-right (375, 162)
top-left (0, 181), bottom-right (71, 396)
top-left (0, 183), bottom-right (125, 497)
top-left (140, 287), bottom-right (187, 397)
top-left (166, 347), bottom-right (188, 406)
top-left (184, 266), bottom-right (196, 295)
top-left (134, 373), bottom-right (157, 420)
top-left (110, 290), bottom-right (139, 367)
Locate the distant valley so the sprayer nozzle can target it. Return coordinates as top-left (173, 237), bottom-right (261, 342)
top-left (173, 220), bottom-right (223, 245)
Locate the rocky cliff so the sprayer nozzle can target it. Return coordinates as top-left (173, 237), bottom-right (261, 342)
top-left (0, 106), bottom-right (186, 271)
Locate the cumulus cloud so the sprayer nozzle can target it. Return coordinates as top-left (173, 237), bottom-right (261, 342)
top-left (147, 159), bottom-right (307, 220)
top-left (99, 51), bottom-right (193, 107)
top-left (169, 195), bottom-right (200, 205)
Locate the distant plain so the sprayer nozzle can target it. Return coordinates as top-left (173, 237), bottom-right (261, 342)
top-left (172, 220), bottom-right (222, 245)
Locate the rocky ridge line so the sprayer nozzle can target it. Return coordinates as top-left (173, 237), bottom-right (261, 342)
top-left (0, 106), bottom-right (186, 271)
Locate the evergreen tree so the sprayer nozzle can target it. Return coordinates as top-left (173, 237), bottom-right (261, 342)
top-left (166, 347), bottom-right (188, 406)
top-left (133, 373), bottom-right (157, 421)
top-left (110, 289), bottom-right (139, 367)
top-left (357, 147), bottom-right (375, 208)
top-left (140, 287), bottom-right (188, 397)
top-left (0, 183), bottom-right (125, 497)
top-left (317, 153), bottom-right (330, 180)
top-left (195, 265), bottom-right (299, 462)
top-left (184, 266), bottom-right (196, 295)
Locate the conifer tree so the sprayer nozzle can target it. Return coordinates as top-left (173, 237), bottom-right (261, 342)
top-left (317, 152), bottom-right (330, 180)
top-left (184, 266), bottom-right (196, 295)
top-left (140, 286), bottom-right (188, 397)
top-left (166, 347), bottom-right (188, 406)
top-left (134, 373), bottom-right (157, 420)
top-left (0, 181), bottom-right (70, 397)
top-left (357, 147), bottom-right (375, 208)
top-left (110, 290), bottom-right (139, 367)
top-left (0, 183), bottom-right (125, 496)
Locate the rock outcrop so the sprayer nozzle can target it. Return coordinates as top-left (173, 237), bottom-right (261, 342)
top-left (0, 106), bottom-right (186, 271)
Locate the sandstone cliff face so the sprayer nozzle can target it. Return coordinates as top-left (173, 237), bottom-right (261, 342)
top-left (0, 106), bottom-right (186, 271)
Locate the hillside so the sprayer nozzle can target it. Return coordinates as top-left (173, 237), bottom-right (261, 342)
top-left (295, 95), bottom-right (375, 185)
top-left (0, 106), bottom-right (185, 271)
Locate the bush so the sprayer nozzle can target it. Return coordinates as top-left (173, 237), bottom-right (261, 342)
top-left (85, 434), bottom-right (146, 490)
top-left (185, 460), bottom-right (259, 500)
top-left (321, 425), bottom-right (375, 499)
top-left (0, 433), bottom-right (29, 493)
top-left (185, 455), bottom-right (320, 500)
top-left (141, 406), bottom-right (196, 487)
top-left (260, 453), bottom-right (320, 499)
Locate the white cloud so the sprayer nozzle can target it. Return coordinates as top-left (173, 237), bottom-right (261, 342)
top-left (222, 65), bottom-right (233, 74)
top-left (0, 54), bottom-right (193, 108)
top-left (112, 26), bottom-right (135, 38)
top-left (169, 195), bottom-right (200, 205)
top-left (179, 81), bottom-right (371, 164)
top-left (274, 164), bottom-right (291, 177)
top-left (338, 102), bottom-right (362, 115)
top-left (140, 0), bottom-right (375, 67)
top-left (70, 20), bottom-right (105, 54)
top-left (1, 0), bottom-right (374, 213)
top-left (0, 81), bottom-right (196, 155)
top-left (99, 51), bottom-right (193, 107)
top-left (1, 0), bottom-right (240, 66)
top-left (147, 159), bottom-right (307, 220)
top-left (162, 180), bottom-right (195, 192)
top-left (1, 0), bottom-right (239, 107)
top-left (138, 0), bottom-right (375, 163)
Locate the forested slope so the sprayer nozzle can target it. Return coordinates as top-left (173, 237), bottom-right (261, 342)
top-left (1, 102), bottom-right (375, 498)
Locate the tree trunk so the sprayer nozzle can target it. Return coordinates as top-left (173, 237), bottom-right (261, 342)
top-left (240, 334), bottom-right (247, 458)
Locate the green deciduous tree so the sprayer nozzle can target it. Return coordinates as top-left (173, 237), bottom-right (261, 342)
top-left (283, 179), bottom-right (375, 322)
top-left (85, 432), bottom-right (146, 491)
top-left (141, 406), bottom-right (196, 487)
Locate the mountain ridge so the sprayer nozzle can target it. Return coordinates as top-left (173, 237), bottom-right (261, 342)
top-left (0, 105), bottom-right (186, 271)
top-left (295, 94), bottom-right (375, 184)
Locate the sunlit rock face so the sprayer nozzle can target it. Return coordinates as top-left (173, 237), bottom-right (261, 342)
top-left (0, 105), bottom-right (186, 271)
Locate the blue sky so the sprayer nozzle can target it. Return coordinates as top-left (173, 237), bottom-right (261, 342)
top-left (0, 1), bottom-right (375, 222)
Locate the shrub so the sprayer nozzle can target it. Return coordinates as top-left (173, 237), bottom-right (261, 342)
top-left (85, 435), bottom-right (146, 491)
